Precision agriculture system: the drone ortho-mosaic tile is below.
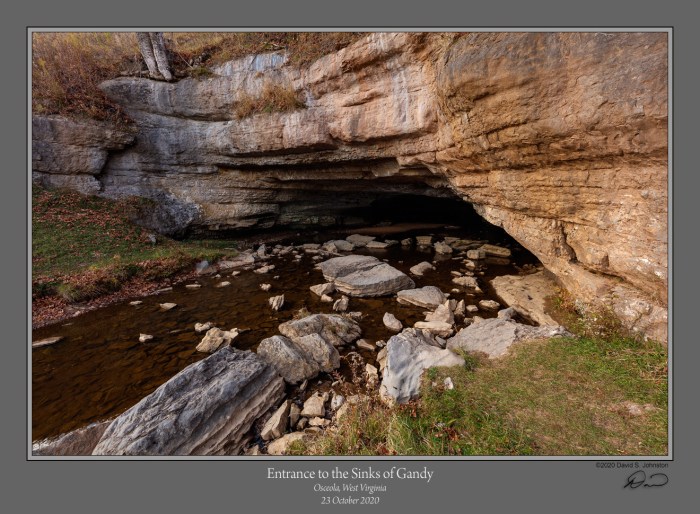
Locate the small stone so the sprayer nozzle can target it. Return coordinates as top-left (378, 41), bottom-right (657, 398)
top-left (308, 417), bottom-right (330, 427)
top-left (478, 299), bottom-right (501, 311)
top-left (383, 312), bottom-right (403, 332)
top-left (416, 236), bottom-right (432, 246)
top-left (32, 336), bottom-right (63, 348)
top-left (410, 261), bottom-right (435, 276)
top-left (375, 340), bottom-right (386, 348)
top-left (138, 334), bottom-right (154, 343)
top-left (480, 244), bottom-right (512, 258)
top-left (159, 303), bottom-right (177, 311)
top-left (331, 394), bottom-right (345, 411)
top-left (301, 393), bottom-right (326, 418)
top-left (400, 238), bottom-right (413, 246)
top-left (310, 283), bottom-right (335, 296)
top-left (454, 300), bottom-right (466, 317)
top-left (414, 321), bottom-right (454, 338)
top-left (444, 377), bottom-right (454, 390)
top-left (194, 322), bottom-right (214, 334)
top-left (256, 245), bottom-right (267, 258)
top-left (296, 418), bottom-right (309, 430)
top-left (216, 281), bottom-right (231, 288)
top-left (129, 301), bottom-right (143, 306)
top-left (366, 241), bottom-right (390, 249)
top-left (231, 271), bottom-right (241, 277)
top-left (320, 294), bottom-right (333, 303)
top-left (466, 304), bottom-right (479, 313)
top-left (356, 339), bottom-right (376, 351)
top-left (333, 295), bottom-right (349, 312)
top-left (299, 379), bottom-right (308, 392)
top-left (261, 400), bottom-right (291, 441)
top-left (260, 283), bottom-right (272, 291)
top-left (254, 264), bottom-right (275, 274)
top-left (195, 260), bottom-right (217, 275)
top-left (185, 284), bottom-right (201, 289)
top-left (452, 276), bottom-right (480, 290)
top-left (155, 287), bottom-right (173, 294)
top-left (269, 295), bottom-right (285, 311)
top-left (365, 363), bottom-right (379, 386)
top-left (466, 249), bottom-right (486, 260)
top-left (434, 241), bottom-right (453, 254)
top-left (196, 327), bottom-right (240, 353)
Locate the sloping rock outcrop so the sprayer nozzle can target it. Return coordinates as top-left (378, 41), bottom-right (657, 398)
top-left (92, 348), bottom-right (285, 456)
top-left (31, 32), bottom-right (668, 341)
top-left (447, 308), bottom-right (570, 359)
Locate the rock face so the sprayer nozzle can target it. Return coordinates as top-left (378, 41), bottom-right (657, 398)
top-left (32, 32), bottom-right (667, 342)
top-left (318, 255), bottom-right (415, 297)
top-left (257, 332), bottom-right (340, 385)
top-left (447, 308), bottom-right (570, 359)
top-left (92, 348), bottom-right (285, 455)
top-left (490, 271), bottom-right (560, 326)
top-left (32, 420), bottom-right (111, 456)
top-left (380, 328), bottom-right (465, 404)
top-left (32, 116), bottom-right (135, 195)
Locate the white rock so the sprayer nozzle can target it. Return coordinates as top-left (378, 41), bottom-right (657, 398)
top-left (479, 299), bottom-right (501, 311)
top-left (320, 294), bottom-right (333, 303)
top-left (159, 303), bottom-right (177, 311)
top-left (434, 241), bottom-right (453, 254)
top-left (185, 284), bottom-right (201, 289)
top-left (301, 393), bottom-right (326, 418)
top-left (396, 286), bottom-right (446, 309)
top-left (409, 261), bottom-right (435, 276)
top-left (366, 240), bottom-right (389, 249)
top-left (333, 295), bottom-right (350, 312)
top-left (194, 322), bottom-right (214, 334)
top-left (269, 295), bottom-right (285, 311)
top-left (196, 327), bottom-right (240, 353)
top-left (356, 339), bottom-right (376, 351)
top-left (331, 394), bottom-right (346, 411)
top-left (260, 283), bottom-right (272, 291)
top-left (444, 377), bottom-right (454, 390)
top-left (32, 336), bottom-right (64, 348)
top-left (414, 321), bottom-right (454, 338)
top-left (383, 312), bottom-right (403, 332)
top-left (216, 281), bottom-right (231, 288)
top-left (129, 301), bottom-right (143, 306)
top-left (467, 304), bottom-right (479, 313)
top-left (310, 282), bottom-right (335, 296)
top-left (139, 334), bottom-right (154, 343)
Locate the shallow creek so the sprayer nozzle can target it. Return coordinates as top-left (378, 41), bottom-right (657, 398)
top-left (32, 224), bottom-right (539, 442)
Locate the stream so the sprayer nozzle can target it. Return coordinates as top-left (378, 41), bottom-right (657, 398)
top-left (32, 222), bottom-right (540, 443)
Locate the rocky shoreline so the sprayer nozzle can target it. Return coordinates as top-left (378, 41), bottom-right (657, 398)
top-left (33, 232), bottom-right (570, 456)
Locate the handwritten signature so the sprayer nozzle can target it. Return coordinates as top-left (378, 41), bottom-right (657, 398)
top-left (624, 470), bottom-right (668, 489)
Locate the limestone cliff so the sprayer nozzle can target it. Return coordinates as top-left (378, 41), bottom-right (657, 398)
top-left (31, 32), bottom-right (668, 342)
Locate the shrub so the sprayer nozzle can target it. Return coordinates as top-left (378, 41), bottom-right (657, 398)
top-left (234, 81), bottom-right (305, 118)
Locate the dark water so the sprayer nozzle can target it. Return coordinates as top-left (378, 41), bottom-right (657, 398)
top-left (31, 224), bottom-right (539, 442)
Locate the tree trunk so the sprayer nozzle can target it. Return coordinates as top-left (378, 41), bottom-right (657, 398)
top-left (136, 32), bottom-right (160, 79)
top-left (149, 32), bottom-right (173, 81)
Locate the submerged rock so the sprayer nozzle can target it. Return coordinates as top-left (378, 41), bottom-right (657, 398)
top-left (396, 286), bottom-right (446, 309)
top-left (194, 322), bottom-right (214, 334)
top-left (138, 334), bottom-right (154, 343)
top-left (92, 348), bottom-right (285, 456)
top-left (380, 329), bottom-right (465, 404)
top-left (447, 308), bottom-right (570, 358)
top-left (310, 282), bottom-right (335, 296)
top-left (159, 303), bottom-right (177, 311)
top-left (346, 234), bottom-right (375, 247)
top-left (434, 241), bottom-right (453, 254)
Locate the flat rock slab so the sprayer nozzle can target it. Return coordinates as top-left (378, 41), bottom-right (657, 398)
top-left (380, 329), bottom-right (465, 404)
top-left (396, 286), bottom-right (446, 309)
top-left (346, 234), bottom-right (376, 247)
top-left (278, 314), bottom-right (361, 347)
top-left (490, 271), bottom-right (560, 326)
top-left (32, 336), bottom-right (63, 349)
top-left (447, 310), bottom-right (570, 359)
top-left (257, 335), bottom-right (320, 384)
top-left (92, 348), bottom-right (285, 456)
top-left (480, 244), bottom-right (512, 258)
top-left (267, 432), bottom-right (311, 455)
top-left (318, 255), bottom-right (381, 280)
top-left (334, 262), bottom-right (415, 297)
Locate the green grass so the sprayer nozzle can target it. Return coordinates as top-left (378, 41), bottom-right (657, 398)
top-left (293, 334), bottom-right (667, 456)
top-left (32, 185), bottom-right (237, 301)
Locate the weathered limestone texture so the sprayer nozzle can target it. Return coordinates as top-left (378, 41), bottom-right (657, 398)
top-left (31, 32), bottom-right (668, 341)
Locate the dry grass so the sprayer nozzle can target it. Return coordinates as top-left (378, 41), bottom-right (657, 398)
top-left (32, 32), bottom-right (138, 122)
top-left (234, 81), bottom-right (305, 118)
top-left (32, 31), bottom-right (367, 122)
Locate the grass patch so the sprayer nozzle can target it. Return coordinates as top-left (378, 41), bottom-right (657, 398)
top-left (32, 185), bottom-right (237, 302)
top-left (234, 81), bottom-right (305, 118)
top-left (294, 334), bottom-right (667, 456)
